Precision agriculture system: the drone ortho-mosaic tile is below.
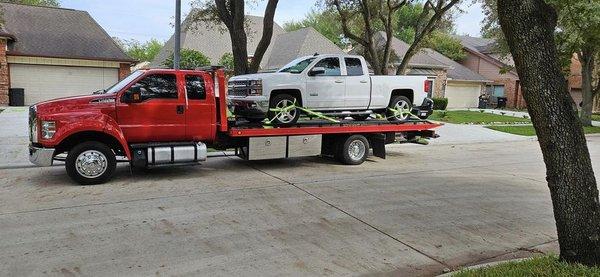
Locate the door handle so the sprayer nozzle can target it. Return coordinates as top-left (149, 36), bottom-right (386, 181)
top-left (360, 80), bottom-right (368, 83)
top-left (176, 105), bottom-right (185, 114)
top-left (335, 80), bottom-right (343, 84)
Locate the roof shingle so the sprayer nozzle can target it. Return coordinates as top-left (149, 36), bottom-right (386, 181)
top-left (0, 3), bottom-right (133, 62)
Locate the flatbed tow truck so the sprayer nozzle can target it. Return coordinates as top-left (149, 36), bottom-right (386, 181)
top-left (28, 68), bottom-right (441, 185)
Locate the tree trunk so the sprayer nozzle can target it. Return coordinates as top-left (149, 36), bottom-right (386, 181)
top-left (580, 48), bottom-right (595, 127)
top-left (248, 0), bottom-right (278, 73)
top-left (498, 0), bottom-right (600, 267)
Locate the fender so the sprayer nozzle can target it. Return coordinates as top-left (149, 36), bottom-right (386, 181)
top-left (103, 116), bottom-right (132, 159)
top-left (39, 112), bottom-right (131, 159)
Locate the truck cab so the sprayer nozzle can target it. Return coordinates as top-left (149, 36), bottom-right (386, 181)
top-left (29, 69), bottom-right (219, 185)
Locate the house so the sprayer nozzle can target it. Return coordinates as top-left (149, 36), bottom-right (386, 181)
top-left (153, 16), bottom-right (345, 71)
top-left (0, 3), bottom-right (135, 105)
top-left (264, 27), bottom-right (346, 70)
top-left (377, 32), bottom-right (490, 109)
top-left (454, 35), bottom-right (523, 109)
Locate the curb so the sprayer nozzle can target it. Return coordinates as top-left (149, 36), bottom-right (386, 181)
top-left (437, 258), bottom-right (531, 276)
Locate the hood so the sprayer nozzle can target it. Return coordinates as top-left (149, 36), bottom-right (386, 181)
top-left (229, 72), bottom-right (292, 81)
top-left (34, 94), bottom-right (117, 116)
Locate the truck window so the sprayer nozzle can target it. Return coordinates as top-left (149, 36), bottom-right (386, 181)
top-left (130, 74), bottom-right (178, 101)
top-left (344, 58), bottom-right (364, 76)
top-left (312, 57), bottom-right (341, 76)
top-left (186, 75), bottom-right (206, 100)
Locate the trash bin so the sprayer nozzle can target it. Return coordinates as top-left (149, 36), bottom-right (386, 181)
top-left (497, 97), bottom-right (507, 109)
top-left (478, 95), bottom-right (489, 109)
top-left (9, 88), bottom-right (25, 106)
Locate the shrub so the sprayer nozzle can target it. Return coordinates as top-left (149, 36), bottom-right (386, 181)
top-left (162, 48), bottom-right (211, 70)
top-left (432, 97), bottom-right (449, 110)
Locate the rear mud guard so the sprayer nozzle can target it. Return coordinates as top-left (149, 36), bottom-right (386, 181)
top-left (369, 133), bottom-right (387, 159)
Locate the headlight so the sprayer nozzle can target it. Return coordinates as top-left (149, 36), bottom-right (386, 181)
top-left (41, 121), bottom-right (56, 139)
top-left (249, 79), bottom-right (263, 96)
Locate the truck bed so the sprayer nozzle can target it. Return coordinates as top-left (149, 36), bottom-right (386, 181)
top-left (227, 119), bottom-right (442, 137)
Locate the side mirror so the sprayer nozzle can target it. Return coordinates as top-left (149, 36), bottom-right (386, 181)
top-left (123, 86), bottom-right (143, 103)
top-left (308, 67), bottom-right (326, 76)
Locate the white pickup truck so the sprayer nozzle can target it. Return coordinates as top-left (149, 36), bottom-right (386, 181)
top-left (228, 54), bottom-right (434, 125)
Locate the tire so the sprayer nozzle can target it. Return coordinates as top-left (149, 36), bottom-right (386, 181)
top-left (336, 135), bottom-right (369, 165)
top-left (387, 95), bottom-right (412, 121)
top-left (268, 94), bottom-right (300, 126)
top-left (351, 114), bottom-right (371, 121)
top-left (66, 141), bottom-right (117, 185)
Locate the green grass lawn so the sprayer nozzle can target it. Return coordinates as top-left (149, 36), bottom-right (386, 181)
top-left (428, 110), bottom-right (531, 124)
top-left (592, 114), bottom-right (600, 122)
top-left (487, 125), bottom-right (600, 136)
top-left (454, 255), bottom-right (600, 277)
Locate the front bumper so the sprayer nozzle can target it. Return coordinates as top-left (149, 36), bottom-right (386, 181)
top-left (29, 145), bottom-right (55, 167)
top-left (412, 98), bottom-right (434, 119)
top-left (228, 96), bottom-right (270, 119)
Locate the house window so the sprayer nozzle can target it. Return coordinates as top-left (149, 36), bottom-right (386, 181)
top-left (487, 85), bottom-right (505, 97)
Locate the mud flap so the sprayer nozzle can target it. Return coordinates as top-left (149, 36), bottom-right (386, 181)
top-left (370, 133), bottom-right (387, 159)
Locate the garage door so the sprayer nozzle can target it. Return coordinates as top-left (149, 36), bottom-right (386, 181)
top-left (9, 64), bottom-right (119, 105)
top-left (445, 83), bottom-right (482, 109)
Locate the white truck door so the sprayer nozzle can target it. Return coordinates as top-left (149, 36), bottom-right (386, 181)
top-left (343, 57), bottom-right (370, 109)
top-left (305, 57), bottom-right (345, 109)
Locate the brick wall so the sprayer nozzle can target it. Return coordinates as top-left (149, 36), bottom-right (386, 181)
top-left (118, 63), bottom-right (131, 80)
top-left (0, 39), bottom-right (9, 105)
top-left (432, 69), bottom-right (448, 99)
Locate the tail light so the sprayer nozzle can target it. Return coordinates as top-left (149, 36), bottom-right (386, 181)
top-left (424, 80), bottom-right (433, 94)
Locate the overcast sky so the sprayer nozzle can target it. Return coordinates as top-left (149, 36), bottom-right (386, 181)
top-left (59, 0), bottom-right (484, 43)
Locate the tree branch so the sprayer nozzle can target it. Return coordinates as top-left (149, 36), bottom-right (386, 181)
top-left (249, 0), bottom-right (279, 72)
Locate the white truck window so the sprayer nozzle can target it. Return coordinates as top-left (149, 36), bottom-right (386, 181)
top-left (313, 57), bottom-right (341, 76)
top-left (345, 58), bottom-right (364, 76)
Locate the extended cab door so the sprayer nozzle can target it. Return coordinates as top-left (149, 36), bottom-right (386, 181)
top-left (184, 73), bottom-right (215, 141)
top-left (343, 57), bottom-right (371, 109)
top-left (116, 72), bottom-right (186, 143)
top-left (305, 57), bottom-right (345, 109)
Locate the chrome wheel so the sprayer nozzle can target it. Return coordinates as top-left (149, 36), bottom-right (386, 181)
top-left (347, 139), bottom-right (366, 161)
top-left (75, 150), bottom-right (108, 179)
top-left (274, 99), bottom-right (298, 124)
top-left (393, 100), bottom-right (411, 120)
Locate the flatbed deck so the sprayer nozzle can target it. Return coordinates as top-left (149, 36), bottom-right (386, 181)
top-left (227, 119), bottom-right (442, 137)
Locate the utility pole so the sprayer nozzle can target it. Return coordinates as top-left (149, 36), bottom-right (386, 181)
top-left (174, 0), bottom-right (181, 70)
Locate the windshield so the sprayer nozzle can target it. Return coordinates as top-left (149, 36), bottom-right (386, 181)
top-left (104, 71), bottom-right (144, 94)
top-left (278, 57), bottom-right (316, 74)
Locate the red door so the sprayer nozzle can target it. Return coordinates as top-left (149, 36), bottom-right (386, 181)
top-left (184, 73), bottom-right (216, 141)
top-left (116, 72), bottom-right (187, 143)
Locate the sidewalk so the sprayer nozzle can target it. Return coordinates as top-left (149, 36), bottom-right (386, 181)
top-left (455, 108), bottom-right (600, 127)
top-left (0, 107), bottom-right (30, 167)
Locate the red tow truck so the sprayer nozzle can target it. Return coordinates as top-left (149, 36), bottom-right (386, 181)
top-left (28, 68), bottom-right (441, 185)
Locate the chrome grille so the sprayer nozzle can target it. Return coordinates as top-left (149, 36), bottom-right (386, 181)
top-left (29, 106), bottom-right (37, 143)
top-left (228, 80), bottom-right (252, 97)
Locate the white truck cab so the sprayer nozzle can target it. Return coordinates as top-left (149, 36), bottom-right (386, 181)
top-left (228, 54), bottom-right (433, 125)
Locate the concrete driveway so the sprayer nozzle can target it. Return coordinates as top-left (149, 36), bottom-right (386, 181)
top-left (2, 127), bottom-right (597, 276)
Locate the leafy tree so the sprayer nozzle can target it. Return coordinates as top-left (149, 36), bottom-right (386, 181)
top-left (551, 0), bottom-right (600, 126)
top-left (498, 0), bottom-right (600, 266)
top-left (482, 0), bottom-right (600, 126)
top-left (325, 0), bottom-right (460, 75)
top-left (423, 31), bottom-right (465, 61)
top-left (115, 38), bottom-right (164, 62)
top-left (162, 48), bottom-right (211, 70)
top-left (190, 0), bottom-right (279, 75)
top-left (2, 0), bottom-right (60, 6)
top-left (283, 9), bottom-right (348, 48)
top-left (218, 52), bottom-right (235, 70)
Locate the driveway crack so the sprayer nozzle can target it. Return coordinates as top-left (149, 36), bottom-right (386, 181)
top-left (242, 161), bottom-right (452, 269)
